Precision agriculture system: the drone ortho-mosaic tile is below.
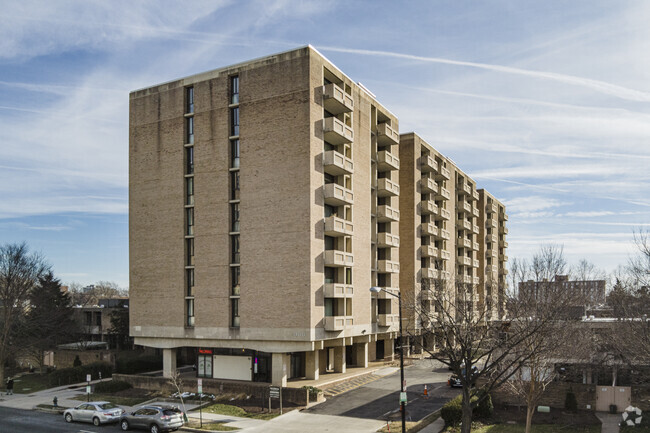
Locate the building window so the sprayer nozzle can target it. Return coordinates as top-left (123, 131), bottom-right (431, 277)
top-left (85, 312), bottom-right (92, 326)
top-left (186, 268), bottom-right (195, 296)
top-left (186, 177), bottom-right (194, 205)
top-left (186, 147), bottom-right (194, 174)
top-left (186, 87), bottom-right (194, 113)
top-left (231, 235), bottom-right (240, 264)
top-left (230, 171), bottom-right (240, 200)
top-left (231, 203), bottom-right (240, 232)
top-left (186, 117), bottom-right (194, 144)
top-left (230, 76), bottom-right (239, 104)
top-left (186, 208), bottom-right (194, 236)
top-left (186, 299), bottom-right (195, 327)
top-left (324, 267), bottom-right (335, 284)
top-left (231, 267), bottom-right (240, 296)
top-left (231, 139), bottom-right (240, 168)
top-left (231, 298), bottom-right (240, 328)
top-left (230, 107), bottom-right (239, 137)
top-left (186, 238), bottom-right (194, 266)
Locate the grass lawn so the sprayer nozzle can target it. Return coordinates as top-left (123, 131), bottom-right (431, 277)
top-left (71, 393), bottom-right (151, 406)
top-left (442, 423), bottom-right (601, 433)
top-left (202, 403), bottom-right (279, 421)
top-left (11, 374), bottom-right (51, 394)
top-left (376, 421), bottom-right (419, 432)
top-left (186, 420), bottom-right (239, 431)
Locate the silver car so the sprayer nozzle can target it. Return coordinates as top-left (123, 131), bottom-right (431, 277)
top-left (120, 404), bottom-right (184, 433)
top-left (63, 401), bottom-right (125, 426)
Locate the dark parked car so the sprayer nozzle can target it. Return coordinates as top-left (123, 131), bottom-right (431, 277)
top-left (63, 401), bottom-right (124, 425)
top-left (120, 404), bottom-right (184, 433)
top-left (447, 366), bottom-right (479, 388)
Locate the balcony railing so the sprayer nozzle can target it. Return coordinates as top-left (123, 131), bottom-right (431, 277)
top-left (376, 287), bottom-right (399, 299)
top-left (377, 205), bottom-right (400, 222)
top-left (323, 283), bottom-right (353, 298)
top-left (460, 220), bottom-right (472, 231)
top-left (439, 229), bottom-right (450, 240)
top-left (439, 208), bottom-right (451, 220)
top-left (377, 122), bottom-right (399, 146)
top-left (500, 239), bottom-right (508, 248)
top-left (377, 178), bottom-right (400, 197)
top-left (473, 259), bottom-right (480, 268)
top-left (377, 150), bottom-right (400, 172)
top-left (378, 232), bottom-right (400, 248)
top-left (473, 241), bottom-right (480, 251)
top-left (487, 203), bottom-right (498, 213)
top-left (421, 223), bottom-right (438, 237)
top-left (324, 215), bottom-right (353, 237)
top-left (421, 200), bottom-right (438, 215)
top-left (324, 316), bottom-right (352, 331)
top-left (472, 224), bottom-right (480, 234)
top-left (377, 314), bottom-right (398, 327)
top-left (323, 83), bottom-right (353, 114)
top-left (323, 117), bottom-right (353, 145)
top-left (434, 187), bottom-right (450, 200)
top-left (435, 166), bottom-right (451, 180)
top-left (378, 260), bottom-right (400, 273)
top-left (458, 237), bottom-right (471, 249)
top-left (472, 206), bottom-right (480, 218)
top-left (501, 226), bottom-right (509, 234)
top-left (324, 250), bottom-right (354, 267)
top-left (441, 250), bottom-right (451, 260)
top-left (323, 183), bottom-right (353, 206)
top-left (323, 150), bottom-right (353, 175)
top-left (457, 182), bottom-right (471, 195)
top-left (486, 234), bottom-right (498, 244)
top-left (420, 155), bottom-right (438, 173)
top-left (420, 245), bottom-right (438, 257)
top-left (472, 190), bottom-right (479, 201)
top-left (501, 212), bottom-right (509, 221)
top-left (421, 177), bottom-right (438, 194)
top-left (458, 256), bottom-right (472, 266)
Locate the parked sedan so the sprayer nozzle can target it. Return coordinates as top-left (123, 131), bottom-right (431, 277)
top-left (63, 401), bottom-right (125, 426)
top-left (120, 404), bottom-right (184, 433)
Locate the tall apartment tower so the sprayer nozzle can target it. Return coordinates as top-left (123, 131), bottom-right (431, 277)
top-left (129, 46), bottom-right (402, 386)
top-left (129, 46), bottom-right (508, 385)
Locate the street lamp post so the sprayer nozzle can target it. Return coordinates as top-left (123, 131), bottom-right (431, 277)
top-left (370, 286), bottom-right (406, 432)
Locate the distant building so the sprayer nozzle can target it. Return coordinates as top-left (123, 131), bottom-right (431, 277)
top-left (72, 298), bottom-right (131, 350)
top-left (519, 274), bottom-right (606, 307)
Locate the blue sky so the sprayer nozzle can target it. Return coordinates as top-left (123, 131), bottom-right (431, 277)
top-left (1, 0), bottom-right (649, 289)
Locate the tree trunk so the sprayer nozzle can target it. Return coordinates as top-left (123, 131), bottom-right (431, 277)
top-left (461, 387), bottom-right (473, 433)
top-left (525, 404), bottom-right (534, 433)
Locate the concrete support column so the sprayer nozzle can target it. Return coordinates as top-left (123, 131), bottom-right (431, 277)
top-left (368, 341), bottom-right (377, 362)
top-left (319, 349), bottom-right (328, 374)
top-left (413, 335), bottom-right (424, 355)
top-left (384, 339), bottom-right (395, 361)
top-left (355, 342), bottom-right (368, 368)
top-left (333, 346), bottom-right (346, 373)
top-left (306, 350), bottom-right (320, 380)
top-left (162, 348), bottom-right (177, 378)
top-left (271, 353), bottom-right (290, 387)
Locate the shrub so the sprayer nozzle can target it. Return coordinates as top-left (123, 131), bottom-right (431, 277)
top-left (474, 391), bottom-right (494, 419)
top-left (115, 355), bottom-right (162, 374)
top-left (301, 386), bottom-right (321, 401)
top-left (73, 355), bottom-right (82, 367)
top-left (565, 390), bottom-right (578, 412)
top-left (94, 380), bottom-right (132, 393)
top-left (441, 395), bottom-right (463, 426)
top-left (48, 362), bottom-right (113, 387)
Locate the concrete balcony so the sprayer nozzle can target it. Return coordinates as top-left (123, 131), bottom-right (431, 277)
top-left (460, 275), bottom-right (473, 284)
top-left (457, 201), bottom-right (472, 214)
top-left (487, 219), bottom-right (498, 229)
top-left (473, 276), bottom-right (481, 285)
top-left (458, 256), bottom-right (472, 266)
top-left (324, 183), bottom-right (353, 206)
top-left (489, 249), bottom-right (498, 259)
top-left (421, 200), bottom-right (438, 215)
top-left (459, 220), bottom-right (472, 231)
top-left (487, 203), bottom-right (498, 213)
top-left (434, 187), bottom-right (450, 200)
top-left (324, 250), bottom-right (354, 267)
top-left (377, 122), bottom-right (399, 146)
top-left (324, 316), bottom-right (353, 331)
top-left (472, 206), bottom-right (480, 218)
top-left (323, 117), bottom-right (353, 145)
top-left (423, 269), bottom-right (450, 280)
top-left (500, 267), bottom-right (509, 275)
top-left (472, 224), bottom-right (480, 234)
top-left (420, 245), bottom-right (438, 258)
top-left (377, 150), bottom-right (400, 172)
top-left (378, 232), bottom-right (400, 248)
top-left (377, 178), bottom-right (400, 197)
top-left (472, 190), bottom-right (480, 201)
top-left (439, 208), bottom-right (451, 220)
top-left (439, 229), bottom-right (450, 240)
top-left (457, 237), bottom-right (471, 249)
top-left (421, 177), bottom-right (438, 194)
top-left (435, 166), bottom-right (450, 180)
top-left (421, 223), bottom-right (438, 237)
top-left (473, 259), bottom-right (480, 268)
top-left (501, 212), bottom-right (509, 221)
top-left (501, 226), bottom-right (509, 235)
top-left (457, 182), bottom-right (471, 195)
top-left (323, 150), bottom-right (353, 175)
top-left (324, 215), bottom-right (353, 237)
top-left (441, 250), bottom-right (451, 261)
top-left (376, 287), bottom-right (399, 299)
top-left (323, 83), bottom-right (353, 114)
top-left (500, 239), bottom-right (508, 248)
top-left (486, 234), bottom-right (498, 244)
top-left (501, 254), bottom-right (509, 262)
top-left (377, 205), bottom-right (400, 222)
top-left (420, 155), bottom-right (438, 173)
top-left (378, 260), bottom-right (400, 273)
top-left (473, 241), bottom-right (480, 251)
top-left (324, 283), bottom-right (353, 298)
top-left (377, 314), bottom-right (399, 327)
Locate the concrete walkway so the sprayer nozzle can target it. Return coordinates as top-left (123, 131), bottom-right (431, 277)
top-left (242, 410), bottom-right (386, 433)
top-left (186, 410), bottom-right (267, 430)
top-left (597, 412), bottom-right (621, 433)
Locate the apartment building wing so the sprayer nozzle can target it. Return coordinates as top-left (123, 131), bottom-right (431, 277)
top-left (129, 46), bottom-right (402, 386)
top-left (519, 275), bottom-right (606, 308)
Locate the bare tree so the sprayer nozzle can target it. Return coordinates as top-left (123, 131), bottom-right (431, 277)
top-left (628, 229), bottom-right (650, 288)
top-left (573, 259), bottom-right (606, 282)
top-left (0, 243), bottom-right (50, 384)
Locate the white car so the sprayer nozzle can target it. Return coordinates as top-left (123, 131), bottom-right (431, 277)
top-left (64, 401), bottom-right (125, 426)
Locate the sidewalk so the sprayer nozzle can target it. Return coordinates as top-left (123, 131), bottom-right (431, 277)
top-left (185, 410), bottom-right (267, 430)
top-left (596, 412), bottom-right (620, 433)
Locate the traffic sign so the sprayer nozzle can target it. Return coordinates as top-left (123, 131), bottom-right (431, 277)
top-left (198, 379), bottom-right (203, 394)
top-left (269, 386), bottom-right (280, 399)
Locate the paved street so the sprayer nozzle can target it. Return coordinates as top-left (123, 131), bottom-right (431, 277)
top-left (306, 358), bottom-right (459, 422)
top-left (0, 406), bottom-right (124, 433)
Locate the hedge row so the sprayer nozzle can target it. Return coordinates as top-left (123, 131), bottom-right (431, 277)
top-left (441, 391), bottom-right (493, 426)
top-left (115, 355), bottom-right (162, 374)
top-left (48, 362), bottom-right (113, 387)
top-left (94, 380), bottom-right (132, 393)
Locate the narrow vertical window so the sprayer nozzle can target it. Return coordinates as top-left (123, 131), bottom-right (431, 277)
top-left (230, 171), bottom-right (240, 200)
top-left (186, 147), bottom-right (194, 174)
top-left (230, 76), bottom-right (239, 104)
top-left (186, 87), bottom-right (194, 113)
top-left (231, 139), bottom-right (240, 168)
top-left (186, 177), bottom-right (194, 205)
top-left (231, 203), bottom-right (240, 232)
top-left (186, 299), bottom-right (195, 327)
top-left (231, 235), bottom-right (240, 264)
top-left (186, 268), bottom-right (195, 296)
top-left (231, 299), bottom-right (240, 328)
top-left (230, 107), bottom-right (239, 136)
top-left (231, 267), bottom-right (240, 296)
top-left (186, 238), bottom-right (194, 266)
top-left (186, 117), bottom-right (194, 144)
top-left (186, 208), bottom-right (194, 235)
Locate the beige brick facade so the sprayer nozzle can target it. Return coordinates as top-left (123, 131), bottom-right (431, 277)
top-left (129, 46), bottom-right (506, 384)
